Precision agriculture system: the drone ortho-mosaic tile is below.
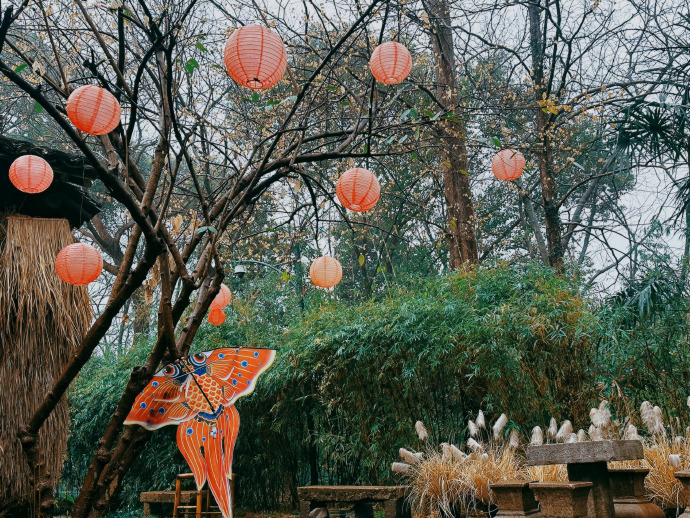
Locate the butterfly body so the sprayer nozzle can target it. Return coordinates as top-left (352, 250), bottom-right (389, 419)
top-left (125, 348), bottom-right (275, 518)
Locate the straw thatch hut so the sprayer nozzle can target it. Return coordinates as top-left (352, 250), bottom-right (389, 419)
top-left (0, 135), bottom-right (100, 515)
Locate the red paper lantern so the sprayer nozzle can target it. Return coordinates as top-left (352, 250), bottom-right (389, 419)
top-left (310, 256), bottom-right (342, 288)
top-left (336, 167), bottom-right (380, 212)
top-left (208, 308), bottom-right (226, 326)
top-left (9, 155), bottom-right (53, 193)
top-left (66, 85), bottom-right (122, 135)
top-left (492, 149), bottom-right (526, 181)
top-left (369, 42), bottom-right (412, 85)
top-left (55, 243), bottom-right (103, 285)
top-left (224, 25), bottom-right (287, 90)
top-left (210, 284), bottom-right (232, 309)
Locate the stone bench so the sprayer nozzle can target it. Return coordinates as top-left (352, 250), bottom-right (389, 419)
top-left (298, 486), bottom-right (410, 518)
top-left (527, 440), bottom-right (643, 518)
top-left (141, 490), bottom-right (197, 517)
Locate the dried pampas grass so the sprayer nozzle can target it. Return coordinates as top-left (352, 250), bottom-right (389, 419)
top-left (416, 421), bottom-right (429, 441)
top-left (530, 426), bottom-right (543, 446)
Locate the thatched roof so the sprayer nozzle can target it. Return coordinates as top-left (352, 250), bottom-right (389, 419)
top-left (0, 135), bottom-right (101, 227)
top-left (0, 216), bottom-right (92, 513)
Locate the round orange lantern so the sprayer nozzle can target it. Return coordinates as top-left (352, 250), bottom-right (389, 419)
top-left (208, 308), bottom-right (226, 326)
top-left (369, 42), bottom-right (412, 85)
top-left (336, 167), bottom-right (380, 212)
top-left (8, 155), bottom-right (53, 193)
top-left (66, 85), bottom-right (122, 135)
top-left (492, 149), bottom-right (526, 181)
top-left (310, 256), bottom-right (342, 288)
top-left (210, 283), bottom-right (232, 309)
top-left (224, 25), bottom-right (287, 90)
top-left (55, 243), bottom-right (103, 285)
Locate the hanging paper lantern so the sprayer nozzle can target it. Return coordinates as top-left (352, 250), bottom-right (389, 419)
top-left (55, 243), bottom-right (103, 285)
top-left (369, 42), bottom-right (412, 85)
top-left (210, 283), bottom-right (232, 309)
top-left (208, 308), bottom-right (226, 326)
top-left (492, 149), bottom-right (526, 181)
top-left (8, 155), bottom-right (53, 193)
top-left (310, 256), bottom-right (342, 288)
top-left (336, 167), bottom-right (381, 212)
top-left (224, 25), bottom-right (288, 90)
top-left (66, 85), bottom-right (122, 135)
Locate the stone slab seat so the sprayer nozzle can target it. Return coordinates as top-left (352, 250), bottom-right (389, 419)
top-left (298, 486), bottom-right (410, 518)
top-left (526, 440), bottom-right (643, 466)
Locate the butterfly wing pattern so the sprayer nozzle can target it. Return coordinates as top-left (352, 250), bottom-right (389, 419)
top-left (125, 348), bottom-right (276, 518)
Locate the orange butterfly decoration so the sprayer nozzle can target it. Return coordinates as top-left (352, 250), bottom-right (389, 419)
top-left (125, 348), bottom-right (276, 518)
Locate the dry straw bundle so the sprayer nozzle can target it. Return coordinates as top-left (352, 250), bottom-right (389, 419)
top-left (0, 216), bottom-right (91, 509)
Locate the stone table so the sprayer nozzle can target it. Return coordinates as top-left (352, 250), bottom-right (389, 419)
top-left (298, 486), bottom-right (410, 518)
top-left (527, 440), bottom-right (643, 518)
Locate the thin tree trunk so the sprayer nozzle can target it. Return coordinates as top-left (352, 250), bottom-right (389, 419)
top-left (516, 178), bottom-right (549, 263)
top-left (527, 0), bottom-right (564, 270)
top-left (425, 0), bottom-right (478, 267)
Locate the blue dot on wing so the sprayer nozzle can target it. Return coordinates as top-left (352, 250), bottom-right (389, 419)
top-left (152, 381), bottom-right (159, 387)
top-left (140, 402), bottom-right (147, 409)
top-left (158, 408), bottom-right (165, 414)
top-left (186, 428), bottom-right (193, 435)
top-left (254, 351), bottom-right (259, 357)
top-left (238, 373), bottom-right (242, 377)
top-left (247, 380), bottom-right (251, 385)
top-left (219, 353), bottom-right (225, 359)
top-left (232, 379), bottom-right (237, 386)
top-left (241, 361), bottom-right (248, 367)
top-left (202, 437), bottom-right (206, 442)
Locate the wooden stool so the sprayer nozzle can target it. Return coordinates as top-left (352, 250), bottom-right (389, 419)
top-left (172, 473), bottom-right (235, 518)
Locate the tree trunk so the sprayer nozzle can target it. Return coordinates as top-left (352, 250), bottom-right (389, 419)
top-left (425, 0), bottom-right (478, 267)
top-left (528, 0), bottom-right (564, 270)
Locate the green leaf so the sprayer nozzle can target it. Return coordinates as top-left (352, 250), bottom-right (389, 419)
top-left (358, 254), bottom-right (365, 267)
top-left (195, 226), bottom-right (217, 234)
top-left (411, 152), bottom-right (418, 160)
top-left (571, 161), bottom-right (586, 171)
top-left (385, 135), bottom-right (396, 144)
top-left (34, 101), bottom-right (43, 114)
top-left (196, 41), bottom-right (208, 52)
top-left (252, 92), bottom-right (260, 102)
top-left (341, 100), bottom-right (351, 107)
top-left (281, 270), bottom-right (290, 282)
top-left (184, 58), bottom-right (199, 75)
top-left (399, 134), bottom-right (408, 144)
top-left (491, 136), bottom-right (502, 148)
top-left (280, 95), bottom-right (297, 104)
top-left (14, 63), bottom-right (27, 73)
